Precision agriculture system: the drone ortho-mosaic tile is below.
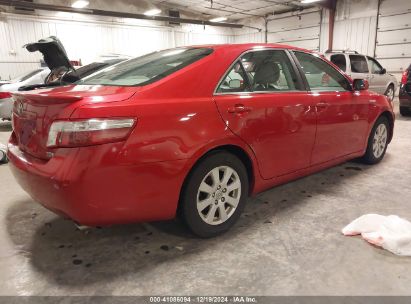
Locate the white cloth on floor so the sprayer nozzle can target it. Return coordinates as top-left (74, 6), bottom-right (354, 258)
top-left (342, 214), bottom-right (411, 256)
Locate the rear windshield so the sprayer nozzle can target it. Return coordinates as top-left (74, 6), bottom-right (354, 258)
top-left (79, 48), bottom-right (213, 86)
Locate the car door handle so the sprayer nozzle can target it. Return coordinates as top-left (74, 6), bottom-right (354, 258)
top-left (316, 102), bottom-right (329, 110)
top-left (227, 104), bottom-right (252, 114)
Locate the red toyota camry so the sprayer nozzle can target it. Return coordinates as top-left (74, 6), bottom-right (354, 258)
top-left (8, 44), bottom-right (394, 237)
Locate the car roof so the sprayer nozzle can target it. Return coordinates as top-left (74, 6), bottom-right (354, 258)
top-left (182, 43), bottom-right (311, 53)
top-left (325, 50), bottom-right (364, 56)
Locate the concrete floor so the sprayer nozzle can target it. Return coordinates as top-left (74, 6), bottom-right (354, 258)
top-left (0, 101), bottom-right (411, 296)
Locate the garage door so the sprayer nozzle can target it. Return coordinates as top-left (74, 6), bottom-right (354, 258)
top-left (266, 9), bottom-right (322, 51)
top-left (375, 0), bottom-right (411, 80)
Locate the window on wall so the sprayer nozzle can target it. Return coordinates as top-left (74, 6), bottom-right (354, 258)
top-left (330, 54), bottom-right (347, 72)
top-left (349, 55), bottom-right (369, 73)
top-left (367, 57), bottom-right (383, 74)
top-left (294, 51), bottom-right (351, 92)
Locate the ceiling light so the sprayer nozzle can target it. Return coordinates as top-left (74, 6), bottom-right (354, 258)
top-left (144, 9), bottom-right (161, 16)
top-left (209, 16), bottom-right (227, 22)
top-left (71, 0), bottom-right (89, 8)
top-left (300, 0), bottom-right (322, 3)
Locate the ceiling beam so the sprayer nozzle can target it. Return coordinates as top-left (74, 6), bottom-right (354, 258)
top-left (0, 0), bottom-right (244, 28)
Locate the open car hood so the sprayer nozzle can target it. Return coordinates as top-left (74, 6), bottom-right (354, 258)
top-left (24, 36), bottom-right (73, 71)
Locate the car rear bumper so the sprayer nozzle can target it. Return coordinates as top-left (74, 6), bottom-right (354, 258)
top-left (7, 137), bottom-right (189, 226)
top-left (0, 97), bottom-right (13, 119)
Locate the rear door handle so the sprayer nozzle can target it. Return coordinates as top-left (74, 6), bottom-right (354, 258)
top-left (316, 102), bottom-right (329, 110)
top-left (228, 104), bottom-right (252, 114)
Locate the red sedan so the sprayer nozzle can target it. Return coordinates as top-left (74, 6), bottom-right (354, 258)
top-left (7, 44), bottom-right (394, 237)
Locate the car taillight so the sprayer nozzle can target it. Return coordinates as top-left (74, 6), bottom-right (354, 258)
top-left (401, 70), bottom-right (409, 85)
top-left (47, 118), bottom-right (136, 148)
top-left (0, 92), bottom-right (12, 99)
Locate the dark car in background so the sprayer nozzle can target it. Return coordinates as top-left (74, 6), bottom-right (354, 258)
top-left (399, 64), bottom-right (411, 116)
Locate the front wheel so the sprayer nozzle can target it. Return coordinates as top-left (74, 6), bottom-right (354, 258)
top-left (180, 152), bottom-right (249, 238)
top-left (361, 116), bottom-right (389, 164)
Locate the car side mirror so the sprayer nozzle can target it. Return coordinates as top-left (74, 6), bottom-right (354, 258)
top-left (380, 68), bottom-right (387, 74)
top-left (353, 79), bottom-right (369, 91)
top-left (229, 79), bottom-right (241, 89)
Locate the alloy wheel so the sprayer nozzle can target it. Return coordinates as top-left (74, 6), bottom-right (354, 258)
top-left (196, 166), bottom-right (241, 225)
top-left (372, 123), bottom-right (388, 158)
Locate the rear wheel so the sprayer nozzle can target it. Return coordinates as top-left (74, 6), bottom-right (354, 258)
top-left (0, 149), bottom-right (7, 164)
top-left (384, 84), bottom-right (395, 102)
top-left (400, 106), bottom-right (411, 116)
top-left (180, 152), bottom-right (248, 238)
top-left (361, 116), bottom-right (389, 164)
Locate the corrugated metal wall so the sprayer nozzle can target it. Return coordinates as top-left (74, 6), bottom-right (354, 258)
top-left (332, 0), bottom-right (378, 56)
top-left (375, 0), bottom-right (411, 80)
top-left (330, 0), bottom-right (409, 81)
top-left (1, 0), bottom-right (410, 82)
top-left (233, 17), bottom-right (264, 44)
top-left (266, 8), bottom-right (322, 51)
top-left (0, 13), bottom-right (234, 80)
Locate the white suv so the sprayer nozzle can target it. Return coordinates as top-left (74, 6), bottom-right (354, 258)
top-left (325, 50), bottom-right (397, 101)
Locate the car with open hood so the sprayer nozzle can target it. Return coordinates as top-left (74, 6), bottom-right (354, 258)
top-left (7, 44), bottom-right (395, 237)
top-left (0, 36), bottom-right (127, 120)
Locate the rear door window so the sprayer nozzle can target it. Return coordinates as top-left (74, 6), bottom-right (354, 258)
top-left (216, 49), bottom-right (301, 93)
top-left (330, 54), bottom-right (347, 72)
top-left (216, 61), bottom-right (250, 93)
top-left (241, 50), bottom-right (300, 92)
top-left (349, 55), bottom-right (369, 73)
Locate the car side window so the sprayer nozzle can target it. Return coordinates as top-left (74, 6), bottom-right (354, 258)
top-left (294, 52), bottom-right (351, 92)
top-left (330, 54), bottom-right (347, 72)
top-left (349, 55), bottom-right (369, 73)
top-left (241, 50), bottom-right (299, 92)
top-left (367, 57), bottom-right (383, 74)
top-left (216, 61), bottom-right (250, 93)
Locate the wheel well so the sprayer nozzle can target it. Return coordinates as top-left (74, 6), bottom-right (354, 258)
top-left (177, 145), bottom-right (255, 214)
top-left (380, 111), bottom-right (394, 143)
top-left (387, 83), bottom-right (396, 94)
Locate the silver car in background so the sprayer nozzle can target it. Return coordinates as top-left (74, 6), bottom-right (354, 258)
top-left (325, 50), bottom-right (398, 101)
top-left (0, 68), bottom-right (49, 120)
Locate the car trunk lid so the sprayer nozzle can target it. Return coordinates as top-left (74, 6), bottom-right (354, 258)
top-left (12, 85), bottom-right (137, 160)
top-left (24, 36), bottom-right (73, 72)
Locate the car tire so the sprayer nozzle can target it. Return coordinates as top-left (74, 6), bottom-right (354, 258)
top-left (384, 84), bottom-right (395, 102)
top-left (180, 151), bottom-right (249, 238)
top-left (400, 106), bottom-right (411, 116)
top-left (361, 116), bottom-right (389, 165)
top-left (0, 149), bottom-right (7, 164)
